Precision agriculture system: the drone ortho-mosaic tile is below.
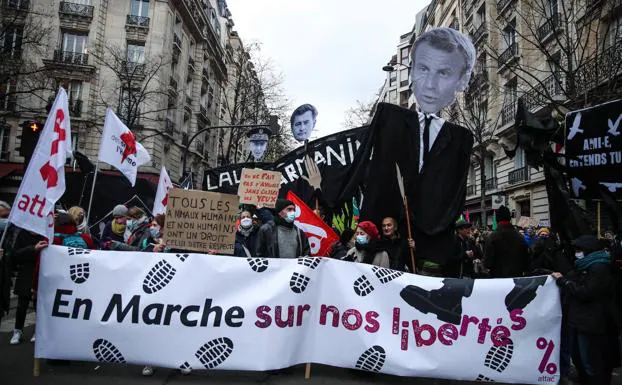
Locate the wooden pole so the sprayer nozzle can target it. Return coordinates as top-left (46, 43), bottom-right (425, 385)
top-left (305, 362), bottom-right (312, 379)
top-left (33, 358), bottom-right (40, 377)
top-left (403, 196), bottom-right (416, 273)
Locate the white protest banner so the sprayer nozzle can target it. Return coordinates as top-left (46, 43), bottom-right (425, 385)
top-left (237, 168), bottom-right (281, 208)
top-left (9, 88), bottom-right (72, 240)
top-left (36, 246), bottom-right (561, 384)
top-left (163, 188), bottom-right (239, 254)
top-left (153, 166), bottom-right (173, 215)
top-left (98, 108), bottom-right (151, 186)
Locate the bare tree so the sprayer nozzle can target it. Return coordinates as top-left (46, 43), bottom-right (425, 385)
top-left (341, 99), bottom-right (375, 129)
top-left (0, 2), bottom-right (56, 115)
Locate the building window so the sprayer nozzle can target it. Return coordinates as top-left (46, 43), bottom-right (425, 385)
top-left (399, 68), bottom-right (409, 87)
top-left (468, 165), bottom-right (476, 186)
top-left (476, 4), bottom-right (486, 27)
top-left (127, 43), bottom-right (145, 64)
top-left (0, 80), bottom-right (17, 111)
top-left (130, 0), bottom-right (149, 17)
top-left (606, 14), bottom-right (622, 48)
top-left (3, 25), bottom-right (23, 58)
top-left (514, 146), bottom-right (525, 168)
top-left (476, 54), bottom-right (486, 73)
top-left (545, 0), bottom-right (558, 17)
top-left (389, 89), bottom-right (397, 104)
top-left (400, 47), bottom-right (409, 65)
top-left (484, 154), bottom-right (495, 179)
top-left (501, 20), bottom-right (516, 50)
top-left (207, 84), bottom-right (214, 108)
top-left (0, 123), bottom-right (9, 161)
top-left (389, 71), bottom-right (397, 87)
top-left (62, 32), bottom-right (88, 54)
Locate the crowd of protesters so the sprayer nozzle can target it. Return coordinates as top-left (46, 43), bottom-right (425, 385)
top-left (1, 197), bottom-right (622, 384)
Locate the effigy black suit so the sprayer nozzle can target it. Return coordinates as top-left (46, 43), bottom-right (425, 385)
top-left (337, 102), bottom-right (473, 270)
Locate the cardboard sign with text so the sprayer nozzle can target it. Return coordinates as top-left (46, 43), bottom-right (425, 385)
top-left (237, 168), bottom-right (281, 208)
top-left (163, 188), bottom-right (239, 254)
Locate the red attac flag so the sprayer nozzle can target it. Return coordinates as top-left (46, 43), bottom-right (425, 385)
top-left (286, 191), bottom-right (339, 257)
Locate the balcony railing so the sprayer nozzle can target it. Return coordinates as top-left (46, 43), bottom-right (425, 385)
top-left (485, 177), bottom-right (497, 191)
top-left (4, 0), bottom-right (29, 10)
top-left (497, 0), bottom-right (514, 14)
top-left (173, 33), bottom-right (182, 50)
top-left (188, 56), bottom-right (195, 69)
top-left (574, 38), bottom-right (622, 95)
top-left (521, 73), bottom-right (565, 111)
top-left (199, 105), bottom-right (209, 120)
top-left (501, 102), bottom-right (516, 126)
top-left (472, 22), bottom-right (488, 43)
top-left (70, 99), bottom-right (82, 117)
top-left (508, 166), bottom-right (530, 185)
top-left (498, 43), bottom-right (519, 68)
top-left (126, 14), bottom-right (150, 27)
top-left (466, 185), bottom-right (476, 196)
top-left (53, 50), bottom-right (89, 65)
top-left (537, 13), bottom-right (561, 42)
top-left (59, 1), bottom-right (94, 18)
top-left (470, 70), bottom-right (489, 90)
top-left (123, 61), bottom-right (145, 75)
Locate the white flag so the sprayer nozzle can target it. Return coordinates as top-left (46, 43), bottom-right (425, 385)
top-left (8, 88), bottom-right (73, 240)
top-left (152, 166), bottom-right (173, 215)
top-left (98, 108), bottom-right (151, 186)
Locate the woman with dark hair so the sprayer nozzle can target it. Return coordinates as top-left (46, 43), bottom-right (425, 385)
top-left (345, 221), bottom-right (390, 267)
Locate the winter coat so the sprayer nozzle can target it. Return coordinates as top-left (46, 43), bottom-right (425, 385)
top-left (110, 222), bottom-right (152, 252)
top-left (484, 223), bottom-right (529, 278)
top-left (53, 224), bottom-right (96, 249)
top-left (255, 219), bottom-right (310, 258)
top-left (556, 251), bottom-right (617, 334)
top-left (456, 234), bottom-right (483, 278)
top-left (327, 241), bottom-right (350, 260)
top-left (234, 226), bottom-right (259, 258)
top-left (101, 220), bottom-right (125, 244)
top-left (377, 235), bottom-right (410, 271)
top-left (345, 247), bottom-right (390, 268)
top-left (11, 230), bottom-right (44, 297)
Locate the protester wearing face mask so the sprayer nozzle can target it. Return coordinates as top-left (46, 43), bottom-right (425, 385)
top-left (101, 205), bottom-right (128, 247)
top-left (234, 210), bottom-right (260, 258)
top-left (108, 207), bottom-right (151, 251)
top-left (256, 199), bottom-right (310, 258)
top-left (551, 235), bottom-right (620, 385)
top-left (345, 221), bottom-right (390, 268)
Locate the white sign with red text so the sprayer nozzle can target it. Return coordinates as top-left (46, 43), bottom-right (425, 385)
top-left (98, 108), bottom-right (151, 186)
top-left (8, 88), bottom-right (72, 240)
top-left (36, 246), bottom-right (561, 384)
top-left (153, 166), bottom-right (173, 215)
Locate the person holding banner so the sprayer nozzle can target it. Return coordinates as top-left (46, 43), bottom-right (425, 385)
top-left (100, 204), bottom-right (128, 247)
top-left (345, 221), bottom-right (389, 267)
top-left (256, 199), bottom-right (310, 258)
top-left (234, 210), bottom-right (260, 258)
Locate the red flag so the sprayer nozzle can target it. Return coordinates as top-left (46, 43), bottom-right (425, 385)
top-left (286, 191), bottom-right (339, 257)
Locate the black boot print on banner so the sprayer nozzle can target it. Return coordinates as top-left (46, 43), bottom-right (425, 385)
top-left (290, 272), bottom-right (311, 293)
top-left (355, 345), bottom-right (386, 373)
top-left (195, 337), bottom-right (234, 369)
top-left (69, 263), bottom-right (90, 284)
top-left (247, 258), bottom-right (269, 273)
top-left (484, 340), bottom-right (514, 373)
top-left (142, 260), bottom-right (177, 294)
top-left (476, 374), bottom-right (496, 382)
top-left (372, 266), bottom-right (404, 284)
top-left (353, 275), bottom-right (375, 297)
top-left (179, 361), bottom-right (192, 371)
top-left (67, 248), bottom-right (91, 257)
top-left (400, 278), bottom-right (475, 325)
top-left (176, 254), bottom-right (189, 262)
top-left (297, 257), bottom-right (321, 270)
top-left (505, 276), bottom-right (547, 312)
top-left (93, 339), bottom-right (126, 363)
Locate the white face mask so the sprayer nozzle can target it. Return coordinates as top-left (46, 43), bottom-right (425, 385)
top-left (240, 218), bottom-right (253, 229)
top-left (575, 251), bottom-right (585, 259)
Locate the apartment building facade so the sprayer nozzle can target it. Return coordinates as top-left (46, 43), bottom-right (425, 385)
top-left (0, 0), bottom-right (267, 197)
top-left (377, 0), bottom-right (622, 227)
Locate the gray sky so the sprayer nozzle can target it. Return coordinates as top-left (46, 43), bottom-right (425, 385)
top-left (226, 0), bottom-right (428, 139)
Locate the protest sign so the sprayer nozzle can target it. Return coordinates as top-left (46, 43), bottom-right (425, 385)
top-left (163, 188), bottom-right (238, 254)
top-left (37, 246), bottom-right (561, 384)
top-left (237, 168), bottom-right (281, 208)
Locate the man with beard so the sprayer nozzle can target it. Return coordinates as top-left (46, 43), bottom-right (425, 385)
top-left (256, 199), bottom-right (310, 258)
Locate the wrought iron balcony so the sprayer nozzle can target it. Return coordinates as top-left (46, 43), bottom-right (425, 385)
top-left (471, 22), bottom-right (488, 43)
top-left (199, 105), bottom-right (209, 121)
top-left (53, 50), bottom-right (89, 65)
top-left (465, 0), bottom-right (474, 18)
top-left (508, 166), bottom-right (530, 185)
top-left (59, 1), bottom-right (94, 18)
top-left (70, 99), bottom-right (82, 117)
top-left (4, 0), bottom-right (29, 10)
top-left (497, 0), bottom-right (514, 14)
top-left (123, 61), bottom-right (145, 75)
top-left (485, 177), bottom-right (497, 191)
top-left (173, 33), bottom-right (182, 51)
top-left (188, 56), bottom-right (195, 70)
top-left (470, 70), bottom-right (489, 90)
top-left (574, 39), bottom-right (622, 95)
top-left (537, 13), bottom-right (561, 42)
top-left (521, 73), bottom-right (565, 111)
top-left (498, 43), bottom-right (519, 68)
top-left (126, 14), bottom-right (149, 27)
top-left (466, 185), bottom-right (476, 196)
top-left (501, 102), bottom-right (516, 126)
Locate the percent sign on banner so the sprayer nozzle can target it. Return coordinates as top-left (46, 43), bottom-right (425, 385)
top-left (536, 338), bottom-right (557, 375)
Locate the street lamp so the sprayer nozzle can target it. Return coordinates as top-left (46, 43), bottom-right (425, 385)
top-left (382, 62), bottom-right (410, 72)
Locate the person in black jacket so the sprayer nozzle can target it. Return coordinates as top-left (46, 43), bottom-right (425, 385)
top-left (377, 217), bottom-right (414, 272)
top-left (454, 219), bottom-right (483, 278)
top-left (327, 228), bottom-right (355, 260)
top-left (552, 235), bottom-right (620, 385)
top-left (484, 206), bottom-right (529, 278)
top-left (255, 199), bottom-right (310, 258)
top-left (234, 210), bottom-right (259, 258)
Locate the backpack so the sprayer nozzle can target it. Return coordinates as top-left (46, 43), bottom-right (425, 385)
top-left (56, 233), bottom-right (88, 249)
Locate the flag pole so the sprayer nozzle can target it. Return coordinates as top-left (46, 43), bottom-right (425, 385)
top-left (303, 137), bottom-right (313, 381)
top-left (85, 161), bottom-right (100, 226)
top-left (0, 224), bottom-right (9, 263)
top-left (396, 164), bottom-right (416, 273)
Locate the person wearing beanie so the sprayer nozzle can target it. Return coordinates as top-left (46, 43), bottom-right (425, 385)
top-left (100, 204), bottom-right (129, 247)
top-left (255, 198), bottom-right (310, 258)
top-left (552, 235), bottom-right (619, 385)
top-left (484, 205), bottom-right (529, 278)
top-left (344, 221), bottom-right (390, 268)
top-left (234, 210), bottom-right (260, 258)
